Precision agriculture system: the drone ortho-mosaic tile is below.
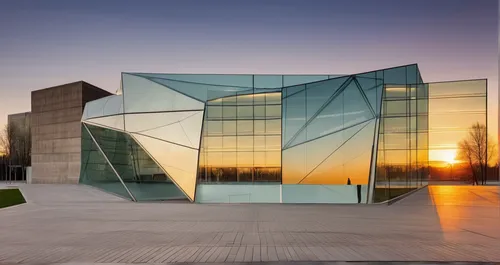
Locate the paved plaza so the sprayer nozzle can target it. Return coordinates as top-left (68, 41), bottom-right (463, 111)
top-left (0, 184), bottom-right (499, 264)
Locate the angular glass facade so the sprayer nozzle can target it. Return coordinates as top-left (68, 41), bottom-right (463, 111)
top-left (80, 65), bottom-right (488, 203)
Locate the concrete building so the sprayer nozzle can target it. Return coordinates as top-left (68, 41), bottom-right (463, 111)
top-left (31, 81), bottom-right (111, 184)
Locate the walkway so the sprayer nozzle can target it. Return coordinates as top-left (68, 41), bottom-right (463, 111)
top-left (0, 184), bottom-right (498, 263)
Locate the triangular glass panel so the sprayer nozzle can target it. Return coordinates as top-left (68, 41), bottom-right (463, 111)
top-left (282, 143), bottom-right (306, 184)
top-left (134, 73), bottom-right (254, 88)
top-left (131, 133), bottom-right (199, 201)
top-left (343, 80), bottom-right (374, 128)
top-left (301, 119), bottom-right (375, 184)
top-left (355, 77), bottom-right (381, 113)
top-left (283, 75), bottom-right (329, 87)
top-left (122, 74), bottom-right (204, 113)
top-left (305, 76), bottom-right (348, 121)
top-left (84, 115), bottom-right (124, 131)
top-left (124, 111), bottom-right (199, 132)
top-left (79, 125), bottom-right (132, 200)
top-left (282, 89), bottom-right (306, 147)
top-left (124, 111), bottom-right (203, 149)
top-left (83, 124), bottom-right (187, 201)
top-left (82, 95), bottom-right (123, 120)
top-left (304, 85), bottom-right (344, 142)
top-left (305, 121), bottom-right (371, 175)
top-left (283, 84), bottom-right (305, 98)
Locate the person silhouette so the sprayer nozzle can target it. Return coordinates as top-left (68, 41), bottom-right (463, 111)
top-left (347, 178), bottom-right (361, 203)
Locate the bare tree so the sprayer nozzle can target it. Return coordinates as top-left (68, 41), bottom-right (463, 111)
top-left (0, 124), bottom-right (17, 180)
top-left (457, 123), bottom-right (496, 185)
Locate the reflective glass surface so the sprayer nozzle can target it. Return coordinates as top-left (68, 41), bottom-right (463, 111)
top-left (80, 124), bottom-right (186, 201)
top-left (282, 76), bottom-right (377, 187)
top-left (427, 80), bottom-right (488, 182)
top-left (198, 92), bottom-right (282, 183)
top-left (79, 125), bottom-right (132, 200)
top-left (373, 65), bottom-right (430, 203)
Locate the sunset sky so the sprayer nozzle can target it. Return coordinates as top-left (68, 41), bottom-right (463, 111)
top-left (0, 0), bottom-right (498, 150)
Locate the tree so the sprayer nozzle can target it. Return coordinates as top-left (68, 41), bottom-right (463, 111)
top-left (457, 123), bottom-right (496, 185)
top-left (0, 124), bottom-right (16, 158)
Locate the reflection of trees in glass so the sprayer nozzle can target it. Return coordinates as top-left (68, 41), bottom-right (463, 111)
top-left (0, 123), bottom-right (31, 181)
top-left (457, 123), bottom-right (496, 185)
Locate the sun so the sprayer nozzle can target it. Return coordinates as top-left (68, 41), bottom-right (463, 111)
top-left (441, 149), bottom-right (457, 165)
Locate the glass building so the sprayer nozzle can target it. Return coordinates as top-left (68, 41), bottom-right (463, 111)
top-left (80, 64), bottom-right (488, 203)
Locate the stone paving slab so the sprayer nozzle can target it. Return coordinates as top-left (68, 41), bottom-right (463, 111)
top-left (0, 184), bottom-right (498, 263)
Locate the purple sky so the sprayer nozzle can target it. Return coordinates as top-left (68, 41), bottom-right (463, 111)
top-left (0, 0), bottom-right (498, 136)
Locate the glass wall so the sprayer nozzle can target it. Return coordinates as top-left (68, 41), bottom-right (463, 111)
top-left (427, 80), bottom-right (488, 183)
top-left (80, 125), bottom-right (133, 200)
top-left (281, 76), bottom-right (376, 186)
top-left (198, 92), bottom-right (282, 183)
top-left (80, 124), bottom-right (186, 201)
top-left (374, 83), bottom-right (429, 203)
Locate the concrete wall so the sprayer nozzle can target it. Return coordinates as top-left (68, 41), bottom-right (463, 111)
top-left (31, 81), bottom-right (111, 184)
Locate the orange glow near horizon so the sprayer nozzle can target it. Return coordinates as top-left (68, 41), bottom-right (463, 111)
top-left (429, 149), bottom-right (458, 166)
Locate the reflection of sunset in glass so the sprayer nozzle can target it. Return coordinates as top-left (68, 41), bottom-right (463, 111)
top-left (430, 149), bottom-right (457, 165)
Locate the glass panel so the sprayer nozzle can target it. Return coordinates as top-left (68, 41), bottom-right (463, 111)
top-left (306, 77), bottom-right (348, 121)
top-left (384, 100), bottom-right (407, 117)
top-left (306, 93), bottom-right (343, 141)
top-left (207, 121), bottom-right (223, 136)
top-left (124, 111), bottom-right (198, 133)
top-left (236, 94), bottom-right (254, 105)
top-left (79, 126), bottom-right (132, 200)
top-left (122, 74), bottom-right (204, 113)
top-left (254, 93), bottom-right (266, 105)
top-left (385, 85), bottom-right (407, 99)
top-left (282, 88), bottom-right (306, 146)
top-left (282, 144), bottom-right (306, 184)
top-left (266, 92), bottom-right (282, 105)
top-left (254, 106), bottom-right (266, 119)
top-left (406, 64), bottom-right (418, 84)
top-left (254, 120), bottom-right (265, 134)
top-left (223, 136), bottom-right (237, 150)
top-left (384, 133), bottom-right (408, 150)
top-left (199, 92), bottom-right (282, 184)
top-left (303, 120), bottom-right (375, 184)
top-left (266, 119), bottom-right (281, 134)
top-left (125, 111), bottom-right (203, 149)
top-left (342, 80), bottom-right (373, 127)
top-left (237, 167), bottom-right (253, 182)
top-left (429, 97), bottom-right (486, 114)
top-left (384, 117), bottom-right (407, 133)
top-left (85, 115), bottom-right (124, 131)
top-left (205, 137), bottom-right (223, 151)
top-left (417, 99), bottom-right (428, 114)
top-left (254, 136), bottom-right (266, 151)
top-left (83, 125), bottom-right (187, 201)
top-left (223, 121), bottom-right (236, 135)
top-left (237, 106), bottom-right (253, 119)
top-left (383, 66), bottom-right (407, 85)
top-left (417, 116), bottom-right (428, 132)
top-left (283, 75), bottom-right (329, 87)
top-left (266, 105), bottom-right (281, 119)
top-left (428, 79), bottom-right (487, 97)
top-left (355, 77), bottom-right (378, 113)
top-left (237, 120), bottom-right (253, 135)
top-left (237, 136), bottom-right (253, 151)
top-left (266, 151), bottom-right (281, 167)
top-left (207, 106), bottom-right (222, 119)
top-left (223, 106), bottom-right (237, 119)
top-left (266, 135), bottom-right (281, 151)
top-left (254, 75), bottom-right (283, 88)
